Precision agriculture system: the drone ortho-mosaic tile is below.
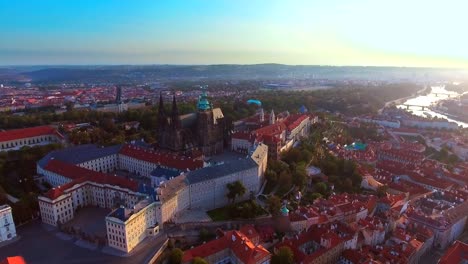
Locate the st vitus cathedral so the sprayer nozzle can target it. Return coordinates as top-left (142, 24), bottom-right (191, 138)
top-left (156, 87), bottom-right (225, 156)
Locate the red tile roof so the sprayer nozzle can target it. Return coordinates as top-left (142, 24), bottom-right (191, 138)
top-left (232, 131), bottom-right (254, 141)
top-left (239, 224), bottom-right (260, 243)
top-left (119, 144), bottom-right (203, 171)
top-left (0, 126), bottom-right (63, 142)
top-left (43, 159), bottom-right (138, 200)
top-left (275, 227), bottom-right (344, 263)
top-left (0, 256), bottom-right (26, 264)
top-left (253, 122), bottom-right (286, 137)
top-left (284, 114), bottom-right (309, 131)
top-left (439, 240), bottom-right (468, 264)
top-left (183, 230), bottom-right (270, 264)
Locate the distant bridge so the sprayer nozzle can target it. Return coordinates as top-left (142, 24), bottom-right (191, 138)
top-left (402, 104), bottom-right (427, 110)
top-left (433, 93), bottom-right (458, 98)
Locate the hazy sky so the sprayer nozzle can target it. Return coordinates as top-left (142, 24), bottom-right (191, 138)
top-left (1, 0), bottom-right (467, 67)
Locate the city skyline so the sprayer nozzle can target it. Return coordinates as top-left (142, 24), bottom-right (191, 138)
top-left (1, 0), bottom-right (468, 68)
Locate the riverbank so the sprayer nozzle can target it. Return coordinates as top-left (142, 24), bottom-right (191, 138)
top-left (397, 86), bottom-right (468, 128)
top-left (430, 107), bottom-right (468, 123)
top-left (378, 86), bottom-right (429, 114)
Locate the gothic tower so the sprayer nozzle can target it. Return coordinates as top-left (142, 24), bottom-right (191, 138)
top-left (171, 95), bottom-right (181, 129)
top-left (157, 92), bottom-right (169, 148)
top-left (157, 92), bottom-right (168, 131)
top-left (270, 109), bottom-right (276, 125)
top-left (259, 108), bottom-right (265, 122)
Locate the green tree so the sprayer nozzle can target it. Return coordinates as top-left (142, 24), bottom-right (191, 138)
top-left (303, 192), bottom-right (322, 204)
top-left (271, 246), bottom-right (294, 264)
top-left (170, 248), bottom-right (184, 264)
top-left (267, 195), bottom-right (282, 216)
top-left (376, 186), bottom-right (388, 198)
top-left (315, 182), bottom-right (328, 196)
top-left (292, 164), bottom-right (307, 189)
top-left (226, 181), bottom-right (246, 203)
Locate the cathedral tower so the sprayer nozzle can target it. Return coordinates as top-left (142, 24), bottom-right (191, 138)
top-left (270, 109), bottom-right (276, 125)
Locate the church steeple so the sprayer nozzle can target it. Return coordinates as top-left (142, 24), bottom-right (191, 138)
top-left (157, 92), bottom-right (167, 129)
top-left (171, 94), bottom-right (181, 129)
top-left (270, 109), bottom-right (276, 125)
top-left (116, 86), bottom-right (122, 104)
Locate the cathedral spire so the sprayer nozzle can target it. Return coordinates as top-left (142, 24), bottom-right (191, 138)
top-left (270, 109), bottom-right (275, 125)
top-left (157, 92), bottom-right (167, 129)
top-left (259, 108), bottom-right (265, 122)
top-left (171, 94), bottom-right (181, 129)
top-left (115, 86), bottom-right (122, 104)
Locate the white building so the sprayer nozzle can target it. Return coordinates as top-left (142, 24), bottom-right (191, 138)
top-left (156, 143), bottom-right (268, 224)
top-left (118, 144), bottom-right (204, 178)
top-left (106, 199), bottom-right (159, 253)
top-left (0, 126), bottom-right (64, 151)
top-left (37, 144), bottom-right (122, 179)
top-left (38, 160), bottom-right (143, 227)
top-left (402, 119), bottom-right (459, 130)
top-left (36, 143), bottom-right (268, 254)
top-left (358, 117), bottom-right (401, 128)
top-left (0, 205), bottom-right (16, 242)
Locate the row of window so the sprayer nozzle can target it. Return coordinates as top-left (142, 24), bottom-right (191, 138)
top-left (1, 136), bottom-right (56, 149)
top-left (109, 239), bottom-right (126, 250)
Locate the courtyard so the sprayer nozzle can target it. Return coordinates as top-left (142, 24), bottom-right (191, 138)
top-left (63, 206), bottom-right (111, 239)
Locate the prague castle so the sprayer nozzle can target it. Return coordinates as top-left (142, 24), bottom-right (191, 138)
top-left (35, 89), bottom-right (268, 253)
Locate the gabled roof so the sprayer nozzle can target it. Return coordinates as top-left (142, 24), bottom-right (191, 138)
top-left (43, 159), bottom-right (138, 200)
top-left (0, 256), bottom-right (26, 264)
top-left (38, 144), bottom-right (122, 167)
top-left (119, 144), bottom-right (203, 171)
top-left (439, 240), bottom-right (468, 264)
top-left (185, 158), bottom-right (257, 184)
top-left (284, 114), bottom-right (309, 131)
top-left (0, 126), bottom-right (62, 142)
top-left (182, 230), bottom-right (270, 264)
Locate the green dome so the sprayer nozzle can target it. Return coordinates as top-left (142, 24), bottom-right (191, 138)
top-left (280, 206), bottom-right (289, 216)
top-left (197, 87), bottom-right (211, 111)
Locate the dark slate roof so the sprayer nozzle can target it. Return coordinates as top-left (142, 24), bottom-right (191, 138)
top-left (180, 113), bottom-right (197, 128)
top-left (38, 144), bottom-right (122, 167)
top-left (185, 158), bottom-right (257, 185)
top-left (138, 183), bottom-right (157, 202)
top-left (108, 207), bottom-right (127, 221)
top-left (150, 166), bottom-right (180, 180)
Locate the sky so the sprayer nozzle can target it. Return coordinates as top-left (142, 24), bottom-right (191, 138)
top-left (0, 0), bottom-right (467, 67)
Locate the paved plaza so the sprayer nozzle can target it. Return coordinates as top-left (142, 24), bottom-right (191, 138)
top-left (64, 206), bottom-right (111, 238)
top-left (0, 220), bottom-right (166, 264)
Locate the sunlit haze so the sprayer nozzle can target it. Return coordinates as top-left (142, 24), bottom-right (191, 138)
top-left (1, 0), bottom-right (467, 67)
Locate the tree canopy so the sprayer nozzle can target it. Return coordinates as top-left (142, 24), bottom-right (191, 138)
top-left (271, 246), bottom-right (294, 264)
top-left (169, 248), bottom-right (184, 264)
top-left (226, 181), bottom-right (246, 203)
top-left (267, 195), bottom-right (282, 216)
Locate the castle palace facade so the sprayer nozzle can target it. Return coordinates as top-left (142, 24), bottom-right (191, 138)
top-left (157, 89), bottom-right (225, 156)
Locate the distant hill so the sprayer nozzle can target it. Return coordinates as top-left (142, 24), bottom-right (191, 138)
top-left (1, 64), bottom-right (467, 84)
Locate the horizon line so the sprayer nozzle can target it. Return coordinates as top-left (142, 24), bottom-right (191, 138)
top-left (1, 63), bottom-right (467, 70)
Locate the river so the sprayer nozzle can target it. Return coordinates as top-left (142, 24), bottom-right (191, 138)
top-left (397, 86), bottom-right (468, 128)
